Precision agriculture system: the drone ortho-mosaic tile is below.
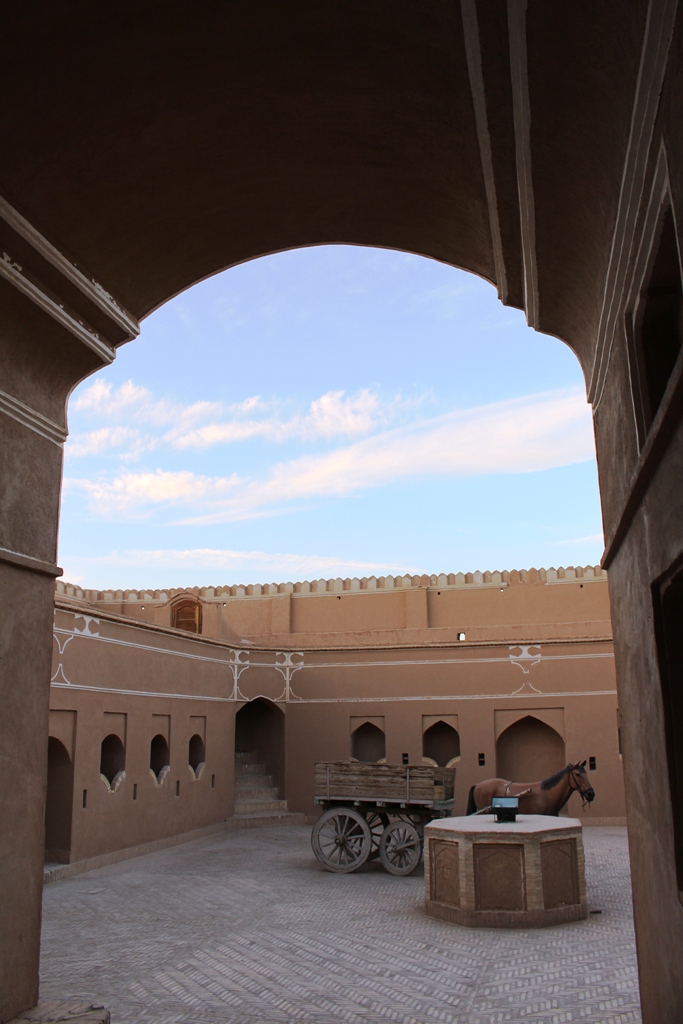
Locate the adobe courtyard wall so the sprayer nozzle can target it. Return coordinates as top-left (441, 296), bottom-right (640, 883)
top-left (49, 567), bottom-right (625, 867)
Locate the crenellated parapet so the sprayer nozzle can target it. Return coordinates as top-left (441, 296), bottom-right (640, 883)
top-left (55, 565), bottom-right (607, 605)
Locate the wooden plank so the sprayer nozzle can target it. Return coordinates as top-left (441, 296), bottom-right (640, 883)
top-left (313, 761), bottom-right (455, 803)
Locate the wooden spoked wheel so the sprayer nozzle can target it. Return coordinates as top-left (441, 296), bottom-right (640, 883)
top-left (366, 811), bottom-right (389, 860)
top-left (379, 820), bottom-right (422, 875)
top-left (311, 807), bottom-right (372, 873)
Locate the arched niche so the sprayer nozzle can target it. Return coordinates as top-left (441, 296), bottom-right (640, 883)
top-left (150, 734), bottom-right (170, 780)
top-left (188, 733), bottom-right (205, 778)
top-left (235, 698), bottom-right (285, 798)
top-left (100, 733), bottom-right (125, 786)
top-left (496, 716), bottom-right (565, 784)
top-left (423, 720), bottom-right (460, 767)
top-left (45, 738), bottom-right (73, 864)
top-left (351, 721), bottom-right (386, 763)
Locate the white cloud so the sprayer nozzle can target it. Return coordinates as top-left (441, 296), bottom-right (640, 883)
top-left (65, 469), bottom-right (241, 517)
top-left (70, 380), bottom-right (152, 416)
top-left (67, 426), bottom-right (141, 458)
top-left (67, 381), bottom-right (389, 457)
top-left (65, 388), bottom-right (595, 521)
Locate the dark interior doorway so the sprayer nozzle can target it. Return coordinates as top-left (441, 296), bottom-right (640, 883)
top-left (423, 720), bottom-right (460, 766)
top-left (351, 721), bottom-right (386, 762)
top-left (100, 733), bottom-right (125, 785)
top-left (496, 716), bottom-right (565, 783)
top-left (235, 698), bottom-right (285, 798)
top-left (45, 737), bottom-right (73, 863)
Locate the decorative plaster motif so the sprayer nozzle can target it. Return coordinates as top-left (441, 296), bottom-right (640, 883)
top-left (150, 765), bottom-right (171, 786)
top-left (508, 644), bottom-right (542, 675)
top-left (100, 770), bottom-right (125, 793)
top-left (274, 651), bottom-right (305, 701)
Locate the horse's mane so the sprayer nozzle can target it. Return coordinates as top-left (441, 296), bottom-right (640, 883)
top-left (540, 765), bottom-right (569, 791)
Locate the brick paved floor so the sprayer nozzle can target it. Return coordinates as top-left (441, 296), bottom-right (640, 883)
top-left (40, 826), bottom-right (641, 1024)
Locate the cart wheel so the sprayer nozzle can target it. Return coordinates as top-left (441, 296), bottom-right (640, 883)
top-left (379, 820), bottom-right (422, 876)
top-left (311, 807), bottom-right (372, 873)
top-left (366, 812), bottom-right (390, 860)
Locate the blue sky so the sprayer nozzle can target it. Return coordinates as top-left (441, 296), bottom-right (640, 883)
top-left (59, 245), bottom-right (603, 589)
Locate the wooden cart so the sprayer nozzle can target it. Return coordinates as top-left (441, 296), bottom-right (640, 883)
top-left (311, 761), bottom-right (455, 875)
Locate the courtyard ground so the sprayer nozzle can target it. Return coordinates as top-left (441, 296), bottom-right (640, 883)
top-left (40, 825), bottom-right (641, 1024)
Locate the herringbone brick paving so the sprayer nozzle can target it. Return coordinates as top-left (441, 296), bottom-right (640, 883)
top-left (39, 826), bottom-right (641, 1023)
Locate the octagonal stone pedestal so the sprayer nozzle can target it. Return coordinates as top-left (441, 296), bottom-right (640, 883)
top-left (424, 814), bottom-right (587, 928)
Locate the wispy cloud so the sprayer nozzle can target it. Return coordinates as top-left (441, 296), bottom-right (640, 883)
top-left (61, 547), bottom-right (423, 584)
top-left (67, 381), bottom-right (398, 458)
top-left (65, 388), bottom-right (595, 521)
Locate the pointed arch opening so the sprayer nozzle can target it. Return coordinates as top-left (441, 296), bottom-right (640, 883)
top-left (496, 716), bottom-right (565, 784)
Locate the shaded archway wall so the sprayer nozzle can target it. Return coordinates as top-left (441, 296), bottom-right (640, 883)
top-left (0, 1), bottom-right (647, 376)
top-left (44, 738), bottom-right (73, 864)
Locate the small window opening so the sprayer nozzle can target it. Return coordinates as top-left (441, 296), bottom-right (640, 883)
top-left (133, 783), bottom-right (138, 800)
top-left (172, 599), bottom-right (202, 634)
top-left (589, 756), bottom-right (597, 771)
top-left (82, 789), bottom-right (87, 809)
top-left (176, 780), bottom-right (180, 797)
top-left (457, 632), bottom-right (466, 641)
top-left (150, 734), bottom-right (170, 778)
top-left (630, 203), bottom-right (683, 439)
top-left (402, 752), bottom-right (409, 765)
top-left (211, 774), bottom-right (216, 788)
top-left (100, 733), bottom-right (125, 785)
top-left (478, 753), bottom-right (486, 767)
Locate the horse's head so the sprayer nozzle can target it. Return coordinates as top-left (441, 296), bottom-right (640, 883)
top-left (570, 761), bottom-right (595, 804)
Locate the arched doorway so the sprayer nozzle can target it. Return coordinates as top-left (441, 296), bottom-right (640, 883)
top-left (45, 738), bottom-right (73, 864)
top-left (351, 721), bottom-right (386, 763)
top-left (235, 699), bottom-right (285, 799)
top-left (496, 716), bottom-right (565, 784)
top-left (423, 720), bottom-right (460, 767)
top-left (100, 733), bottom-right (126, 785)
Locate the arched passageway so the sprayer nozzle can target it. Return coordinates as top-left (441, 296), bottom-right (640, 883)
top-left (235, 699), bottom-right (285, 799)
top-left (496, 716), bottom-right (565, 784)
top-left (44, 738), bottom-right (73, 864)
top-left (423, 720), bottom-right (460, 766)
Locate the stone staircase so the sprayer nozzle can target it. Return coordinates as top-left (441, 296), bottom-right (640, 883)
top-left (228, 751), bottom-right (305, 828)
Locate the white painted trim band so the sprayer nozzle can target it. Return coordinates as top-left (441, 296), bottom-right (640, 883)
top-left (0, 386), bottom-right (66, 445)
top-left (508, 0), bottom-right (538, 328)
top-left (0, 193), bottom-right (139, 338)
top-left (0, 254), bottom-right (116, 363)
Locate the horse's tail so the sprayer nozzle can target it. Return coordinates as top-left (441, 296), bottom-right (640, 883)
top-left (466, 784), bottom-right (477, 815)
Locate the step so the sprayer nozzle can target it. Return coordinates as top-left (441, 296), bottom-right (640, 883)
top-left (234, 761), bottom-right (266, 775)
top-left (226, 810), bottom-right (306, 829)
top-left (234, 785), bottom-right (279, 801)
top-left (233, 799), bottom-right (288, 815)
top-left (235, 773), bottom-right (275, 787)
top-left (235, 751), bottom-right (261, 765)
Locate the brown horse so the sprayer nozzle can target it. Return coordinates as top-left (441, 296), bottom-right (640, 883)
top-left (466, 761), bottom-right (595, 816)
